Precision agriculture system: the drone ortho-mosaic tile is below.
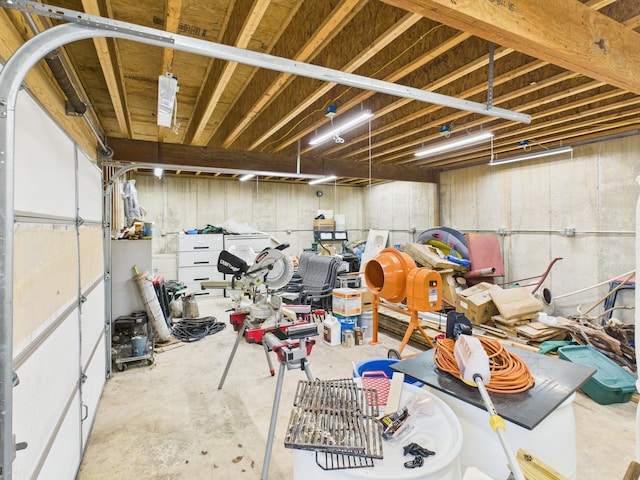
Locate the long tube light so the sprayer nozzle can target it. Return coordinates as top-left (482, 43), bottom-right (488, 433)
top-left (489, 146), bottom-right (573, 166)
top-left (414, 131), bottom-right (494, 158)
top-left (309, 175), bottom-right (336, 185)
top-left (239, 173), bottom-right (255, 181)
top-left (309, 111), bottom-right (374, 146)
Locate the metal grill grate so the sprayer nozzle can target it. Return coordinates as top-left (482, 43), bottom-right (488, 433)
top-left (284, 379), bottom-right (383, 470)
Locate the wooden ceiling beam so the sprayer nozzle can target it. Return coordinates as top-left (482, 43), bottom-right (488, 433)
top-left (423, 96), bottom-right (640, 168)
top-left (266, 30), bottom-right (472, 154)
top-left (81, 0), bottom-right (130, 137)
top-left (340, 59), bottom-right (550, 160)
top-left (227, 3), bottom-right (412, 150)
top-left (157, 0), bottom-right (183, 143)
top-left (381, 0), bottom-right (640, 95)
top-left (106, 137), bottom-right (436, 183)
top-left (186, 0), bottom-right (271, 145)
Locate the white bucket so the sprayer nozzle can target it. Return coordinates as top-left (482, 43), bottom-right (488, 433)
top-left (293, 383), bottom-right (462, 479)
top-left (358, 311), bottom-right (373, 341)
top-left (428, 389), bottom-right (577, 480)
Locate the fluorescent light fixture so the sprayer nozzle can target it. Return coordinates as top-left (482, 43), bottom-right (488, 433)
top-left (309, 110), bottom-right (373, 146)
top-left (489, 146), bottom-right (573, 166)
top-left (309, 175), bottom-right (336, 185)
top-left (157, 73), bottom-right (178, 127)
top-left (154, 168), bottom-right (163, 179)
top-left (414, 131), bottom-right (494, 158)
top-left (239, 173), bottom-right (255, 181)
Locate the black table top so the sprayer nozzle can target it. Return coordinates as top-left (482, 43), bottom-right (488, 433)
top-left (390, 346), bottom-right (596, 430)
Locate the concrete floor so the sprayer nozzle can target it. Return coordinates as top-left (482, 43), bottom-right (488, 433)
top-left (78, 298), bottom-right (637, 480)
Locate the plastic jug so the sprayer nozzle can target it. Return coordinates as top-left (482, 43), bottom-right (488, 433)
top-left (322, 315), bottom-right (341, 346)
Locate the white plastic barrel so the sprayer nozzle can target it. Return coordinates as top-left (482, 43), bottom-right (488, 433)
top-left (292, 383), bottom-right (463, 479)
top-left (428, 389), bottom-right (577, 480)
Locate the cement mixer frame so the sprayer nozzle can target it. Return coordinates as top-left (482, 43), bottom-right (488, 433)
top-left (363, 248), bottom-right (443, 357)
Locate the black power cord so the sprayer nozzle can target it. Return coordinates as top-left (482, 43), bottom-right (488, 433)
top-left (170, 316), bottom-right (226, 343)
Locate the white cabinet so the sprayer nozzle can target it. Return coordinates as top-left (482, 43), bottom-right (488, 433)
top-left (178, 234), bottom-right (224, 297)
top-left (223, 234), bottom-right (272, 263)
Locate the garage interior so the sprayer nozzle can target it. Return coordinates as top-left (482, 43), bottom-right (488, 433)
top-left (1, 0), bottom-right (640, 479)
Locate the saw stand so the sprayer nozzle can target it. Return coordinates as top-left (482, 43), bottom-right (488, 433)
top-left (217, 321), bottom-right (317, 480)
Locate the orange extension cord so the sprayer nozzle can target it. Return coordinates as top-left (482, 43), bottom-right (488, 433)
top-left (434, 337), bottom-right (535, 394)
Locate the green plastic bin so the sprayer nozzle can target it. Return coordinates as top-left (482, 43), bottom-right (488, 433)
top-left (558, 345), bottom-right (637, 405)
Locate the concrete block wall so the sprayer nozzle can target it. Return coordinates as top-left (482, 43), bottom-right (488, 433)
top-left (439, 134), bottom-right (639, 321)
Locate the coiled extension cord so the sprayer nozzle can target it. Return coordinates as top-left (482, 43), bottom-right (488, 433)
top-left (171, 316), bottom-right (226, 343)
top-left (434, 336), bottom-right (535, 394)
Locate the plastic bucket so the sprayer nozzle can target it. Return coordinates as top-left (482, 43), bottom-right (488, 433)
top-left (293, 382), bottom-right (462, 479)
top-left (354, 358), bottom-right (421, 386)
top-left (428, 389), bottom-right (578, 480)
top-left (131, 336), bottom-right (147, 357)
top-left (358, 311), bottom-right (373, 340)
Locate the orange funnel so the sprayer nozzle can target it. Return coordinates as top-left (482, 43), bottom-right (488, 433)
top-left (364, 248), bottom-right (416, 303)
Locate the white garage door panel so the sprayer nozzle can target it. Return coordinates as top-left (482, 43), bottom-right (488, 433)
top-left (14, 91), bottom-right (76, 217)
top-left (81, 283), bottom-right (105, 367)
top-left (12, 312), bottom-right (80, 478)
top-left (37, 394), bottom-right (82, 480)
top-left (82, 343), bottom-right (106, 448)
top-left (77, 148), bottom-right (103, 222)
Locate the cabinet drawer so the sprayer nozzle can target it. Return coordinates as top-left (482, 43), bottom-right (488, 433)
top-left (179, 234), bottom-right (223, 251)
top-left (179, 250), bottom-right (220, 268)
top-left (178, 266), bottom-right (223, 284)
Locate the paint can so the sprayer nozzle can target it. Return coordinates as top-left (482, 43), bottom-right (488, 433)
top-left (182, 294), bottom-right (199, 319)
top-left (341, 329), bottom-right (354, 348)
top-left (353, 327), bottom-right (364, 346)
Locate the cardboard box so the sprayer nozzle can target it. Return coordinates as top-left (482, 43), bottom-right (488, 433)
top-left (489, 287), bottom-right (542, 320)
top-left (353, 287), bottom-right (374, 311)
top-left (313, 219), bottom-right (335, 231)
top-left (439, 269), bottom-right (463, 307)
top-left (455, 282), bottom-right (500, 324)
top-left (332, 288), bottom-right (362, 316)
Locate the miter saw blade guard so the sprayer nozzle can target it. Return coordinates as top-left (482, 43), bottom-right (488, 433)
top-left (217, 246), bottom-right (294, 291)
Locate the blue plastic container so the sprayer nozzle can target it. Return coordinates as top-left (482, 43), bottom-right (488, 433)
top-left (354, 358), bottom-right (422, 385)
top-left (335, 314), bottom-right (357, 333)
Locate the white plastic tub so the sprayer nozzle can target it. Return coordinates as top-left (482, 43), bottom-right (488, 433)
top-left (428, 388), bottom-right (577, 480)
top-left (292, 383), bottom-right (463, 480)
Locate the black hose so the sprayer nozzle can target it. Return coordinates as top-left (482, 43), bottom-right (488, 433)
top-left (171, 316), bottom-right (226, 343)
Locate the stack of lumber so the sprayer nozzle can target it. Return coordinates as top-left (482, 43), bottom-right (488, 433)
top-left (515, 321), bottom-right (568, 343)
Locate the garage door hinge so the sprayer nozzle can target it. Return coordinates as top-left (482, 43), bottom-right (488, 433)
top-left (79, 295), bottom-right (87, 304)
top-left (0, 98), bottom-right (6, 117)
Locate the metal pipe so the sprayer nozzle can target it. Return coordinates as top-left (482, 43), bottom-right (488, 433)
top-left (3, 1), bottom-right (531, 124)
top-left (20, 9), bottom-right (110, 155)
top-left (44, 50), bottom-right (86, 115)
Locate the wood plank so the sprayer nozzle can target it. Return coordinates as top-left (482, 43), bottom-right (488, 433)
top-left (230, 1), bottom-right (403, 150)
top-left (381, 0), bottom-right (640, 95)
top-left (81, 0), bottom-right (130, 138)
top-left (106, 137), bottom-right (437, 182)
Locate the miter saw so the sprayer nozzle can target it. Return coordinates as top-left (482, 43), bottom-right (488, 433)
top-left (210, 244), bottom-right (312, 343)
